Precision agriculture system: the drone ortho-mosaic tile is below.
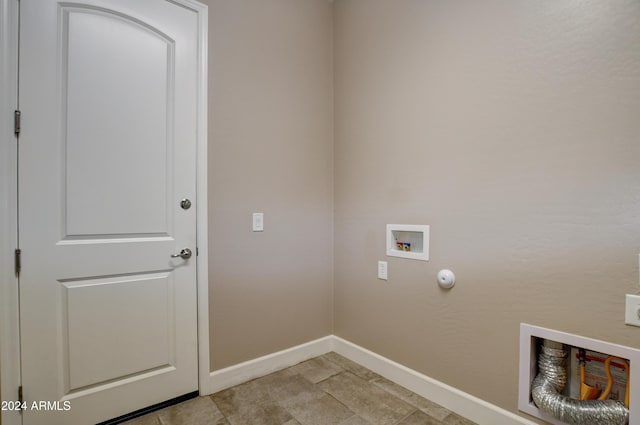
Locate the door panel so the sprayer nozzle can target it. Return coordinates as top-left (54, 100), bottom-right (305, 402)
top-left (19, 1), bottom-right (199, 424)
top-left (63, 272), bottom-right (174, 391)
top-left (64, 6), bottom-right (173, 237)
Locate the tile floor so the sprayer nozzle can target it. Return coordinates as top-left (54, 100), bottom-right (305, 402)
top-left (123, 352), bottom-right (477, 425)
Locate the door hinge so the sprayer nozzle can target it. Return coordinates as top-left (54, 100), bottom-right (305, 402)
top-left (14, 110), bottom-right (21, 136)
top-left (15, 248), bottom-right (21, 276)
top-left (18, 386), bottom-right (23, 403)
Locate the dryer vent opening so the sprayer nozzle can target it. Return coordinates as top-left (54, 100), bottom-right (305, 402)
top-left (518, 324), bottom-right (639, 425)
top-left (531, 339), bottom-right (629, 425)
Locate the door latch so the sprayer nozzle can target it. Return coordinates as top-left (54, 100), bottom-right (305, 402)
top-left (171, 248), bottom-right (192, 260)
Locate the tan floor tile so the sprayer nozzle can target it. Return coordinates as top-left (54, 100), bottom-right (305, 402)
top-left (442, 413), bottom-right (478, 425)
top-left (396, 410), bottom-right (443, 425)
top-left (118, 354), bottom-right (477, 425)
top-left (262, 372), bottom-right (325, 403)
top-left (370, 377), bottom-right (451, 421)
top-left (292, 356), bottom-right (345, 384)
top-left (218, 403), bottom-right (292, 425)
top-left (322, 353), bottom-right (381, 382)
top-left (157, 396), bottom-right (228, 425)
top-left (338, 414), bottom-right (372, 425)
top-left (318, 372), bottom-right (415, 425)
top-left (211, 376), bottom-right (294, 425)
top-left (282, 393), bottom-right (354, 425)
top-left (211, 379), bottom-right (274, 417)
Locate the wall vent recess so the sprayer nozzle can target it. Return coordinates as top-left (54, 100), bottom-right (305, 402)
top-left (519, 323), bottom-right (640, 424)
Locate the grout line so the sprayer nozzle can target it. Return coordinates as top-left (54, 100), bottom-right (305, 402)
top-left (391, 408), bottom-right (419, 425)
top-left (208, 396), bottom-right (232, 425)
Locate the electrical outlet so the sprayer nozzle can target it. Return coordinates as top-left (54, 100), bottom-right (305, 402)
top-left (625, 294), bottom-right (640, 327)
top-left (252, 212), bottom-right (264, 232)
top-left (378, 261), bottom-right (388, 281)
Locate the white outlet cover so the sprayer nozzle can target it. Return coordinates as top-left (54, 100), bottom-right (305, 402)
top-left (625, 294), bottom-right (640, 327)
top-left (378, 261), bottom-right (388, 281)
top-left (252, 212), bottom-right (264, 232)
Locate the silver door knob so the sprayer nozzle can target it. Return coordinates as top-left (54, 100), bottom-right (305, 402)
top-left (171, 248), bottom-right (192, 259)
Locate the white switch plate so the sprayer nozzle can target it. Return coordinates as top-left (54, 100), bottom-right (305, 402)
top-left (378, 261), bottom-right (388, 280)
top-left (252, 212), bottom-right (264, 232)
top-left (625, 294), bottom-right (640, 327)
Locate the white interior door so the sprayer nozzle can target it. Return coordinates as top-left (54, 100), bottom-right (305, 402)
top-left (18, 1), bottom-right (200, 424)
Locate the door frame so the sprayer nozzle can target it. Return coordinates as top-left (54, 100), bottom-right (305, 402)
top-left (0, 2), bottom-right (210, 423)
top-left (0, 0), bottom-right (21, 425)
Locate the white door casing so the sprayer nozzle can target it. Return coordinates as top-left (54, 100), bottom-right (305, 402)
top-left (0, 1), bottom-right (21, 425)
top-left (18, 1), bottom-right (209, 424)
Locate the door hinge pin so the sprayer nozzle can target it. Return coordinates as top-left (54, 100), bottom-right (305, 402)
top-left (14, 110), bottom-right (21, 136)
top-left (18, 386), bottom-right (23, 403)
top-left (15, 248), bottom-right (21, 276)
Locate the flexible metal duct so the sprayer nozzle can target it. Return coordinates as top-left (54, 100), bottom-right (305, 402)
top-left (531, 340), bottom-right (629, 425)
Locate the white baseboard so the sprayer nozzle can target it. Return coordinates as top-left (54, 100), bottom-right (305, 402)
top-left (331, 336), bottom-right (538, 425)
top-left (203, 335), bottom-right (538, 425)
top-left (204, 336), bottom-right (334, 394)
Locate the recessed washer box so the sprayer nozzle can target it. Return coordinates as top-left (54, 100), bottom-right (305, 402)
top-left (386, 224), bottom-right (429, 261)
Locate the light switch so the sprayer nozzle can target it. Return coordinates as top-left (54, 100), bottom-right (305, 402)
top-left (252, 213), bottom-right (264, 232)
top-left (378, 261), bottom-right (388, 280)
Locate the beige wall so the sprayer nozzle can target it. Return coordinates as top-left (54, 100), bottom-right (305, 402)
top-left (203, 0), bottom-right (640, 419)
top-left (333, 0), bottom-right (640, 418)
top-left (205, 0), bottom-right (334, 370)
